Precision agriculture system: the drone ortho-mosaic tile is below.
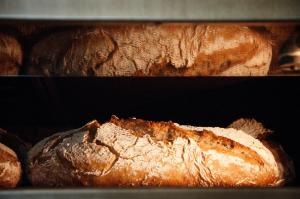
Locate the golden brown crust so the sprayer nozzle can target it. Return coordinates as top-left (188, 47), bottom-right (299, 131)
top-left (0, 143), bottom-right (21, 188)
top-left (28, 117), bottom-right (286, 187)
top-left (0, 33), bottom-right (22, 75)
top-left (28, 24), bottom-right (271, 76)
top-left (109, 117), bottom-right (266, 166)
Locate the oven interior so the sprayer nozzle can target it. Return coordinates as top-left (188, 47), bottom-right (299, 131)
top-left (1, 0), bottom-right (300, 198)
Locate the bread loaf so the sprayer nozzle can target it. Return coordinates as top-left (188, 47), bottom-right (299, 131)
top-left (28, 116), bottom-right (290, 187)
top-left (0, 128), bottom-right (31, 188)
top-left (0, 33), bottom-right (22, 75)
top-left (0, 128), bottom-right (26, 188)
top-left (0, 143), bottom-right (21, 188)
top-left (28, 24), bottom-right (272, 76)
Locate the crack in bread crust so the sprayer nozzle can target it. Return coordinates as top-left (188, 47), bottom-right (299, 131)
top-left (110, 116), bottom-right (265, 166)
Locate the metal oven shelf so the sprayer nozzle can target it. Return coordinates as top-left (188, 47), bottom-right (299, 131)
top-left (0, 0), bottom-right (300, 21)
top-left (1, 188), bottom-right (300, 199)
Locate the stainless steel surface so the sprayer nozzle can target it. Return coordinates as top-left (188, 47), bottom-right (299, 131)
top-left (0, 0), bottom-right (300, 21)
top-left (0, 188), bottom-right (300, 199)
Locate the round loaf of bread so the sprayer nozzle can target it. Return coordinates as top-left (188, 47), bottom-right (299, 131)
top-left (0, 143), bottom-right (21, 188)
top-left (28, 116), bottom-right (289, 187)
top-left (28, 24), bottom-right (272, 76)
top-left (0, 33), bottom-right (22, 75)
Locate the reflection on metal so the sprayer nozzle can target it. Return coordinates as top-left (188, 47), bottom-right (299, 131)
top-left (0, 0), bottom-right (300, 21)
top-left (278, 33), bottom-right (300, 73)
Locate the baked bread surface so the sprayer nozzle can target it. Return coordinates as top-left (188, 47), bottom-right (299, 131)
top-left (0, 143), bottom-right (21, 188)
top-left (29, 24), bottom-right (272, 76)
top-left (28, 116), bottom-right (287, 187)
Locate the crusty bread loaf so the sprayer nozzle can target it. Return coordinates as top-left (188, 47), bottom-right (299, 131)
top-left (28, 116), bottom-right (290, 187)
top-left (0, 33), bottom-right (22, 75)
top-left (28, 24), bottom-right (272, 76)
top-left (0, 142), bottom-right (21, 188)
top-left (0, 128), bottom-right (26, 188)
top-left (0, 128), bottom-right (31, 187)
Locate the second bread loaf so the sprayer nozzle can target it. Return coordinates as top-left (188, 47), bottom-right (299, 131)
top-left (29, 24), bottom-right (272, 76)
